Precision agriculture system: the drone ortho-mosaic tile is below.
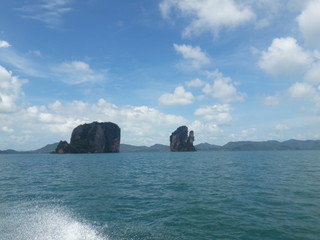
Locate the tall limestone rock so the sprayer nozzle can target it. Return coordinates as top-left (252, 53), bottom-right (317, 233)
top-left (170, 126), bottom-right (196, 152)
top-left (55, 122), bottom-right (120, 153)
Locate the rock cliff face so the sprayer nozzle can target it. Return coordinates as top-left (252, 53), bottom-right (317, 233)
top-left (170, 126), bottom-right (196, 152)
top-left (55, 122), bottom-right (120, 153)
top-left (55, 140), bottom-right (69, 154)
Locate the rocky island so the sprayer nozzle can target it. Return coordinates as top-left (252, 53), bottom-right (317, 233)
top-left (55, 121), bottom-right (120, 153)
top-left (170, 126), bottom-right (196, 152)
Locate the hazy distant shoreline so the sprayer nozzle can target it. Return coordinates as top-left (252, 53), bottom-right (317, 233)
top-left (1, 139), bottom-right (320, 154)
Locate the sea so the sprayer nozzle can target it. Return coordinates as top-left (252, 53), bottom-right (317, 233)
top-left (0, 151), bottom-right (319, 240)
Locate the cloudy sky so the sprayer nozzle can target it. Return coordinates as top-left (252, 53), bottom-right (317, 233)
top-left (1, 0), bottom-right (320, 150)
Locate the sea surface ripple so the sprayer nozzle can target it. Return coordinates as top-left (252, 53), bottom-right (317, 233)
top-left (0, 151), bottom-right (319, 239)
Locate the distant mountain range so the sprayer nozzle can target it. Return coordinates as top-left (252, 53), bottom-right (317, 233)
top-left (196, 139), bottom-right (320, 151)
top-left (0, 143), bottom-right (170, 154)
top-left (120, 144), bottom-right (169, 152)
top-left (1, 139), bottom-right (320, 154)
top-left (0, 143), bottom-right (60, 154)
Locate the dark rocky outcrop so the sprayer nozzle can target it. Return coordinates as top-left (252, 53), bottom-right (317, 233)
top-left (55, 121), bottom-right (120, 153)
top-left (55, 141), bottom-right (69, 154)
top-left (170, 126), bottom-right (196, 152)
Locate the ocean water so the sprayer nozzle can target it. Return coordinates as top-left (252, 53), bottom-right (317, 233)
top-left (0, 151), bottom-right (319, 240)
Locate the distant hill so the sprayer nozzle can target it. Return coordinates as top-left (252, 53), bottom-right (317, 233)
top-left (199, 140), bottom-right (320, 151)
top-left (1, 139), bottom-right (320, 154)
top-left (120, 144), bottom-right (169, 152)
top-left (223, 140), bottom-right (281, 151)
top-left (102, 140), bottom-right (320, 152)
top-left (0, 149), bottom-right (19, 154)
top-left (0, 143), bottom-right (169, 154)
top-left (120, 144), bottom-right (151, 152)
top-left (195, 143), bottom-right (222, 151)
top-left (31, 142), bottom-right (59, 153)
top-left (0, 143), bottom-right (59, 154)
top-left (149, 144), bottom-right (170, 152)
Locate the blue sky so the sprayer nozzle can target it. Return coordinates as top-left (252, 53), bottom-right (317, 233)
top-left (1, 0), bottom-right (320, 150)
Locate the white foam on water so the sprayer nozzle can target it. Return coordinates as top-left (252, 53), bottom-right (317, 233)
top-left (1, 206), bottom-right (109, 240)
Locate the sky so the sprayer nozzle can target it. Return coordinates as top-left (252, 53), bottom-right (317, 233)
top-left (1, 0), bottom-right (320, 150)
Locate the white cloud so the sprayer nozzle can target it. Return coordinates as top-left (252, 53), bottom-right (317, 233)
top-left (194, 104), bottom-right (232, 124)
top-left (0, 47), bottom-right (43, 77)
top-left (259, 37), bottom-right (312, 77)
top-left (1, 126), bottom-right (14, 133)
top-left (186, 78), bottom-right (205, 87)
top-left (0, 40), bottom-right (11, 48)
top-left (17, 0), bottom-right (73, 28)
top-left (288, 82), bottom-right (318, 99)
top-left (314, 50), bottom-right (320, 59)
top-left (189, 120), bottom-right (223, 143)
top-left (296, 0), bottom-right (320, 48)
top-left (241, 128), bottom-right (256, 136)
top-left (244, 0), bottom-right (282, 28)
top-left (305, 62), bottom-right (320, 84)
top-left (159, 86), bottom-right (194, 106)
top-left (61, 61), bottom-right (92, 72)
top-left (0, 65), bottom-right (26, 113)
top-left (8, 135), bottom-right (32, 146)
top-left (202, 73), bottom-right (245, 103)
top-left (160, 0), bottom-right (255, 37)
top-left (229, 127), bottom-right (257, 142)
top-left (0, 45), bottom-right (104, 85)
top-left (275, 124), bottom-right (289, 131)
top-left (8, 98), bottom-right (187, 148)
top-left (173, 44), bottom-right (210, 69)
top-left (264, 95), bottom-right (280, 106)
top-left (56, 61), bottom-right (105, 85)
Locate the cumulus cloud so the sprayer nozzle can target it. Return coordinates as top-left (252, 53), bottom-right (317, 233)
top-left (258, 30), bottom-right (320, 106)
top-left (174, 44), bottom-right (210, 69)
top-left (186, 78), bottom-right (205, 87)
top-left (202, 72), bottom-right (245, 103)
top-left (0, 65), bottom-right (26, 113)
top-left (190, 120), bottom-right (221, 133)
top-left (189, 120), bottom-right (223, 143)
top-left (259, 37), bottom-right (312, 77)
top-left (305, 62), bottom-right (320, 84)
top-left (160, 0), bottom-right (255, 37)
top-left (0, 40), bottom-right (11, 48)
top-left (296, 0), bottom-right (320, 48)
top-left (6, 98), bottom-right (187, 147)
top-left (194, 104), bottom-right (232, 124)
top-left (158, 86), bottom-right (194, 106)
top-left (0, 96), bottom-right (194, 149)
top-left (288, 82), bottom-right (318, 99)
top-left (56, 61), bottom-right (105, 85)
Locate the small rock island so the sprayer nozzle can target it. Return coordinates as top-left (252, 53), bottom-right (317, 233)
top-left (55, 121), bottom-right (120, 153)
top-left (170, 126), bottom-right (196, 152)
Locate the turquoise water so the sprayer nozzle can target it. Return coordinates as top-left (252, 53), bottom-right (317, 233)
top-left (0, 151), bottom-right (319, 240)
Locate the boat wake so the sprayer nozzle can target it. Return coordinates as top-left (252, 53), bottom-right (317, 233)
top-left (0, 205), bottom-right (108, 240)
